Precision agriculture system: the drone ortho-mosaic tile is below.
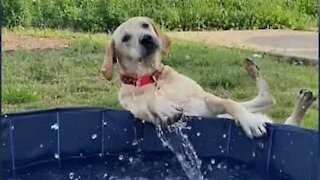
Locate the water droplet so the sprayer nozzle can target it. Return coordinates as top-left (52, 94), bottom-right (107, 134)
top-left (222, 134), bottom-right (227, 138)
top-left (259, 142), bottom-right (264, 148)
top-left (221, 150), bottom-right (224, 153)
top-left (118, 154), bottom-right (124, 160)
top-left (217, 163), bottom-right (222, 169)
top-left (211, 159), bottom-right (215, 164)
top-left (310, 151), bottom-right (314, 155)
top-left (40, 144), bottom-right (43, 148)
top-left (219, 146), bottom-right (222, 149)
top-left (164, 162), bottom-right (169, 167)
top-left (279, 169), bottom-right (283, 173)
top-left (91, 134), bottom-right (97, 140)
top-left (198, 117), bottom-right (202, 120)
top-left (290, 140), bottom-right (293, 145)
top-left (252, 152), bottom-right (256, 157)
top-left (51, 123), bottom-right (59, 130)
top-left (176, 154), bottom-right (184, 161)
top-left (4, 115), bottom-right (8, 118)
top-left (124, 128), bottom-right (127, 132)
top-left (103, 121), bottom-right (107, 126)
top-left (99, 153), bottom-right (103, 157)
top-left (196, 132), bottom-right (201, 136)
top-left (103, 173), bottom-right (108, 178)
top-left (69, 172), bottom-right (74, 179)
top-left (128, 157), bottom-right (134, 163)
top-left (54, 153), bottom-right (59, 159)
top-left (272, 155), bottom-right (276, 159)
top-left (3, 143), bottom-right (6, 146)
top-left (132, 140), bottom-right (138, 146)
top-left (11, 126), bottom-right (15, 130)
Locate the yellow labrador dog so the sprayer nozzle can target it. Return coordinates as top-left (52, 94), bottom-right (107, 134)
top-left (101, 17), bottom-right (316, 139)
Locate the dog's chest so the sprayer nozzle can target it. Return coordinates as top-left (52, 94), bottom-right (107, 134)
top-left (120, 82), bottom-right (212, 117)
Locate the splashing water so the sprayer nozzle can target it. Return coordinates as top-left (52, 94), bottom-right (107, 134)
top-left (156, 121), bottom-right (204, 180)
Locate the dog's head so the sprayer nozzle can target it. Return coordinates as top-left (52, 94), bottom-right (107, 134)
top-left (102, 17), bottom-right (171, 80)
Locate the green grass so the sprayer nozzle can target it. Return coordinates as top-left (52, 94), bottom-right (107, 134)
top-left (2, 29), bottom-right (318, 130)
top-left (2, 0), bottom-right (317, 32)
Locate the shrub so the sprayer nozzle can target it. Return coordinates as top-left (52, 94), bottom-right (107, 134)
top-left (2, 0), bottom-right (317, 32)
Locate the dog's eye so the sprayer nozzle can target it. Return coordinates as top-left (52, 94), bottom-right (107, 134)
top-left (142, 23), bottom-right (149, 29)
top-left (122, 34), bottom-right (131, 42)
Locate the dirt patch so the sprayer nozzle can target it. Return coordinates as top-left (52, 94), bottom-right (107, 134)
top-left (2, 32), bottom-right (69, 52)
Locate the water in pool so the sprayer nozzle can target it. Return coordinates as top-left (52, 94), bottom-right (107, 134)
top-left (6, 153), bottom-right (289, 180)
top-left (5, 122), bottom-right (289, 180)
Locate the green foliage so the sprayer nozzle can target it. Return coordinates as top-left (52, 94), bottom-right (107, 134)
top-left (2, 0), bottom-right (31, 27)
top-left (2, 0), bottom-right (317, 31)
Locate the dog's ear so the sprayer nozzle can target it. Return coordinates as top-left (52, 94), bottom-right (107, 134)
top-left (101, 40), bottom-right (116, 81)
top-left (148, 18), bottom-right (171, 55)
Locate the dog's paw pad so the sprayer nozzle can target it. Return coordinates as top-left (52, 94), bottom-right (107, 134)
top-left (297, 89), bottom-right (317, 109)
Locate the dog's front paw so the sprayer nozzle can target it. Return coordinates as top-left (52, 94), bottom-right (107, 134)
top-left (155, 101), bottom-right (183, 126)
top-left (237, 113), bottom-right (269, 139)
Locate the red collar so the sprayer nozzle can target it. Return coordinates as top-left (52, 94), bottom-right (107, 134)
top-left (120, 67), bottom-right (164, 87)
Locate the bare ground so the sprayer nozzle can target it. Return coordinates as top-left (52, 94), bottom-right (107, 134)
top-left (167, 30), bottom-right (318, 63)
top-left (2, 31), bottom-right (69, 52)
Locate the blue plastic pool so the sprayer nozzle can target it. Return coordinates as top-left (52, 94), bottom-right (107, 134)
top-left (0, 107), bottom-right (318, 180)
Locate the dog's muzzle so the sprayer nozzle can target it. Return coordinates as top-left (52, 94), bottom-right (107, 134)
top-left (139, 34), bottom-right (159, 55)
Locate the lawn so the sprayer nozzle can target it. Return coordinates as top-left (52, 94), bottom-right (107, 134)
top-left (2, 29), bottom-right (318, 130)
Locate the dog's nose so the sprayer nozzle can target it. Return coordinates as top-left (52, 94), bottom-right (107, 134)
top-left (139, 35), bottom-right (156, 47)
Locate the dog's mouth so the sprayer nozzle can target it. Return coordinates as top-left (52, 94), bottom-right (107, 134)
top-left (139, 35), bottom-right (160, 60)
top-left (138, 47), bottom-right (159, 63)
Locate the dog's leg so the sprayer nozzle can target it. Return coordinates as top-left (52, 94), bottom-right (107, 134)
top-left (284, 89), bottom-right (317, 126)
top-left (240, 58), bottom-right (276, 112)
top-left (204, 92), bottom-right (270, 138)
